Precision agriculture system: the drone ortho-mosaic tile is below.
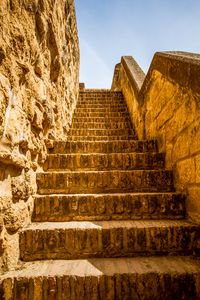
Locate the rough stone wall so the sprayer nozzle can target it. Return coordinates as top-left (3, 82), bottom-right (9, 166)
top-left (0, 0), bottom-right (79, 271)
top-left (114, 52), bottom-right (200, 224)
top-left (144, 67), bottom-right (200, 224)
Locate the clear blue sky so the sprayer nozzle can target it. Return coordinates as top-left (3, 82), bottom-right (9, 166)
top-left (75, 0), bottom-right (200, 88)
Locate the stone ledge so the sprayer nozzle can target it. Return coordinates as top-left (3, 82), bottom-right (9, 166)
top-left (141, 51), bottom-right (200, 100)
top-left (121, 56), bottom-right (145, 99)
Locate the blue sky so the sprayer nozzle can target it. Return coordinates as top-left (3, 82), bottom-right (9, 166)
top-left (75, 0), bottom-right (200, 88)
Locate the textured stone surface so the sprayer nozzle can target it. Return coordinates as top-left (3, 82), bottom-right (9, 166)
top-left (1, 256), bottom-right (200, 300)
top-left (2, 88), bottom-right (200, 299)
top-left (114, 52), bottom-right (200, 224)
top-left (37, 169), bottom-right (174, 194)
top-left (0, 0), bottom-right (79, 272)
top-left (32, 193), bottom-right (186, 222)
top-left (49, 140), bottom-right (158, 154)
top-left (20, 220), bottom-right (200, 260)
top-left (44, 152), bottom-right (165, 171)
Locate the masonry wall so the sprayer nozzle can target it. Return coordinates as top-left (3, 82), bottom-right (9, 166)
top-left (112, 52), bottom-right (200, 224)
top-left (0, 0), bottom-right (79, 271)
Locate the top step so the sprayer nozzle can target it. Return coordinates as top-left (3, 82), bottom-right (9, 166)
top-left (79, 90), bottom-right (124, 101)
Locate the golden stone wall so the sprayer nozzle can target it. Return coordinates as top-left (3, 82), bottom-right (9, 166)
top-left (0, 0), bottom-right (79, 271)
top-left (113, 52), bottom-right (200, 224)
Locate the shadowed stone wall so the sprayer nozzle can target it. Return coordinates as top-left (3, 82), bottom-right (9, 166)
top-left (112, 52), bottom-right (200, 224)
top-left (0, 0), bottom-right (79, 271)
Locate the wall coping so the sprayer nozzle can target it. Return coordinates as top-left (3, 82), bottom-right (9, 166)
top-left (118, 51), bottom-right (200, 107)
top-left (141, 51), bottom-right (200, 100)
top-left (119, 51), bottom-right (200, 107)
top-left (121, 56), bottom-right (145, 100)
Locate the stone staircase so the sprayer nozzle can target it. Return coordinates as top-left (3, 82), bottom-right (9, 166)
top-left (1, 90), bottom-right (200, 299)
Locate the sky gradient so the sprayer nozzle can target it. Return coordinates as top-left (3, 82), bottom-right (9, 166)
top-left (75, 0), bottom-right (200, 88)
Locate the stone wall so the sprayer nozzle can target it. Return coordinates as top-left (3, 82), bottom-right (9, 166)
top-left (112, 57), bottom-right (145, 139)
top-left (0, 0), bottom-right (79, 271)
top-left (112, 52), bottom-right (200, 224)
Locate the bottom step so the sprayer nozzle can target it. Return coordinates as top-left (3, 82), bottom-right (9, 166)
top-left (1, 257), bottom-right (200, 300)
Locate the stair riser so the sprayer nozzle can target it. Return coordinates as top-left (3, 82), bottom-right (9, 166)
top-left (71, 122), bottom-right (132, 129)
top-left (32, 194), bottom-right (186, 222)
top-left (1, 273), bottom-right (198, 300)
top-left (44, 153), bottom-right (165, 171)
top-left (76, 103), bottom-right (127, 108)
top-left (73, 112), bottom-right (130, 118)
top-left (72, 117), bottom-right (130, 123)
top-left (77, 103), bottom-right (125, 108)
top-left (75, 108), bottom-right (128, 113)
top-left (37, 170), bottom-right (174, 194)
top-left (49, 140), bottom-right (158, 154)
top-left (79, 92), bottom-right (123, 98)
top-left (66, 136), bottom-right (137, 141)
top-left (68, 129), bottom-right (135, 137)
top-left (20, 224), bottom-right (200, 260)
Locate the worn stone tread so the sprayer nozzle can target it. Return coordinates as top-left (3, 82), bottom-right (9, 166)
top-left (66, 135), bottom-right (137, 141)
top-left (49, 140), bottom-right (158, 154)
top-left (44, 152), bottom-right (165, 171)
top-left (71, 122), bottom-right (132, 129)
top-left (1, 256), bottom-right (200, 278)
top-left (1, 257), bottom-right (200, 299)
top-left (37, 169), bottom-right (174, 194)
top-left (19, 220), bottom-right (200, 261)
top-left (73, 112), bottom-right (130, 118)
top-left (32, 192), bottom-right (186, 222)
top-left (72, 117), bottom-right (131, 123)
top-left (75, 107), bottom-right (128, 113)
top-left (75, 104), bottom-right (127, 110)
top-left (67, 128), bottom-right (135, 137)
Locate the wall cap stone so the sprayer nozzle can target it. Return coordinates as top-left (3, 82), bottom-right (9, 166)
top-left (141, 51), bottom-right (200, 100)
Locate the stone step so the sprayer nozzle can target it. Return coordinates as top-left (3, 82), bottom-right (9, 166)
top-left (76, 101), bottom-right (127, 110)
top-left (37, 170), bottom-right (174, 194)
top-left (71, 121), bottom-right (132, 129)
top-left (1, 256), bottom-right (200, 299)
top-left (44, 153), bottom-right (165, 171)
top-left (79, 91), bottom-right (123, 98)
top-left (67, 129), bottom-right (135, 137)
top-left (75, 107), bottom-right (128, 113)
top-left (73, 112), bottom-right (130, 118)
top-left (72, 116), bottom-right (130, 123)
top-left (19, 220), bottom-right (200, 261)
top-left (78, 100), bottom-right (125, 105)
top-left (66, 135), bottom-right (136, 141)
top-left (49, 140), bottom-right (158, 154)
top-left (32, 192), bottom-right (186, 222)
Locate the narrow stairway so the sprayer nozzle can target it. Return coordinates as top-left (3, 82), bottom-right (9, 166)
top-left (1, 90), bottom-right (200, 299)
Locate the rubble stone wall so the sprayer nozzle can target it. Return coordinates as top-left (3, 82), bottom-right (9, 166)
top-left (0, 0), bottom-right (79, 271)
